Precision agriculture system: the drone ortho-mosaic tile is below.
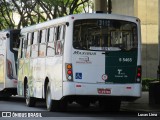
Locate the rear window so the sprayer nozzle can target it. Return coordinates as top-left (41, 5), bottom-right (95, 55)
top-left (73, 19), bottom-right (138, 51)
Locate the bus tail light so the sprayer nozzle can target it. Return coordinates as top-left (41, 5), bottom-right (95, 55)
top-left (7, 59), bottom-right (13, 79)
top-left (67, 70), bottom-right (72, 75)
top-left (65, 63), bottom-right (73, 81)
top-left (136, 66), bottom-right (141, 82)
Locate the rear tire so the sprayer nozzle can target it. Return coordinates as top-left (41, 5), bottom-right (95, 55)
top-left (25, 83), bottom-right (36, 107)
top-left (46, 83), bottom-right (60, 111)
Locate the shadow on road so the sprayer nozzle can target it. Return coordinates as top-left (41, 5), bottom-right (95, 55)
top-left (0, 96), bottom-right (25, 102)
top-left (0, 96), bottom-right (152, 117)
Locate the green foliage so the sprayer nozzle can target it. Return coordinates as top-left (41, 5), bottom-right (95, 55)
top-left (142, 78), bottom-right (158, 91)
top-left (0, 0), bottom-right (92, 30)
top-left (0, 0), bottom-right (15, 29)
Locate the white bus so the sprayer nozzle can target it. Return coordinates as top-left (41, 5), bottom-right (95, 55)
top-left (0, 30), bottom-right (20, 98)
top-left (17, 13), bottom-right (142, 111)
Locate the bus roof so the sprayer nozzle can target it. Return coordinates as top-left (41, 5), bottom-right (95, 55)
top-left (21, 13), bottom-right (140, 33)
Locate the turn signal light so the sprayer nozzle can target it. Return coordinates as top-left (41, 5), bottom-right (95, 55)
top-left (67, 64), bottom-right (72, 69)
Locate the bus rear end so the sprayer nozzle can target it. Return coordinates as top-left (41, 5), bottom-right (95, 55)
top-left (0, 30), bottom-right (19, 97)
top-left (63, 15), bottom-right (141, 110)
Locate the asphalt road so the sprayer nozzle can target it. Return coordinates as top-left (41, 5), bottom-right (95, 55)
top-left (0, 95), bottom-right (157, 120)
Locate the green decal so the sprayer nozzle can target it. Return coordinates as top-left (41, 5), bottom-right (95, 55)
top-left (105, 50), bottom-right (137, 83)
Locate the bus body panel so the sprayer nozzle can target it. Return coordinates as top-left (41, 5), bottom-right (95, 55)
top-left (17, 59), bottom-right (25, 96)
top-left (0, 53), bottom-right (5, 91)
top-left (17, 15), bottom-right (67, 98)
top-left (46, 56), bottom-right (63, 100)
top-left (35, 57), bottom-right (45, 98)
top-left (72, 50), bottom-right (138, 84)
top-left (30, 58), bottom-right (36, 97)
top-left (63, 82), bottom-right (141, 97)
top-left (72, 50), bottom-right (105, 84)
top-left (0, 33), bottom-right (7, 91)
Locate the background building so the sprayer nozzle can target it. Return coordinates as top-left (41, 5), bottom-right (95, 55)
top-left (112, 0), bottom-right (158, 79)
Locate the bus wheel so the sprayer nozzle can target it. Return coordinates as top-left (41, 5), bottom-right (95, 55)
top-left (46, 83), bottom-right (60, 111)
top-left (25, 83), bottom-right (36, 107)
top-left (99, 99), bottom-right (121, 112)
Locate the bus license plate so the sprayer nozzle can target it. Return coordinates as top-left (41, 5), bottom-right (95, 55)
top-left (97, 88), bottom-right (111, 94)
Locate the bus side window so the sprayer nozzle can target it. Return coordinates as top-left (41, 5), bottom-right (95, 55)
top-left (40, 29), bottom-right (46, 43)
top-left (12, 33), bottom-right (20, 51)
top-left (48, 27), bottom-right (54, 42)
top-left (62, 25), bottom-right (66, 40)
top-left (39, 30), bottom-right (42, 44)
top-left (26, 33), bottom-right (32, 58)
top-left (55, 25), bottom-right (65, 55)
top-left (24, 39), bottom-right (28, 58)
top-left (31, 32), bottom-right (34, 45)
top-left (22, 38), bottom-right (27, 58)
top-left (31, 31), bottom-right (38, 58)
top-left (33, 31), bottom-right (38, 44)
top-left (27, 33), bottom-right (31, 45)
top-left (18, 38), bottom-right (23, 59)
top-left (39, 29), bottom-right (46, 57)
top-left (46, 28), bottom-right (50, 42)
top-left (47, 27), bottom-right (56, 56)
top-left (54, 27), bottom-right (58, 41)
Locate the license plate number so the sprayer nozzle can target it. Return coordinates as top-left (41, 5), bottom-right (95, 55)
top-left (97, 88), bottom-right (111, 94)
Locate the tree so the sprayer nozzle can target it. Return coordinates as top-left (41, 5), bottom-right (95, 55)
top-left (0, 0), bottom-right (15, 29)
top-left (37, 0), bottom-right (92, 18)
top-left (0, 0), bottom-right (92, 30)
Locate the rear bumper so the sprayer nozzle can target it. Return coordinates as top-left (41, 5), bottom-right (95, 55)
top-left (63, 82), bottom-right (142, 98)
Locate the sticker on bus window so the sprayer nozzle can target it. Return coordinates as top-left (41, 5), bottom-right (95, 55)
top-left (75, 73), bottom-right (82, 79)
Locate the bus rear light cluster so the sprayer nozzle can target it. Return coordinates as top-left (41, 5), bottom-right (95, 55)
top-left (65, 63), bottom-right (73, 81)
top-left (136, 66), bottom-right (141, 82)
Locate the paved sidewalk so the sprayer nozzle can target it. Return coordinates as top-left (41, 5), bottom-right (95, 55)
top-left (121, 92), bottom-right (160, 112)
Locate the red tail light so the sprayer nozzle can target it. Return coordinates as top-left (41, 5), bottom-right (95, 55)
top-left (65, 63), bottom-right (73, 81)
top-left (137, 73), bottom-right (141, 77)
top-left (67, 70), bottom-right (72, 75)
top-left (136, 66), bottom-right (141, 82)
